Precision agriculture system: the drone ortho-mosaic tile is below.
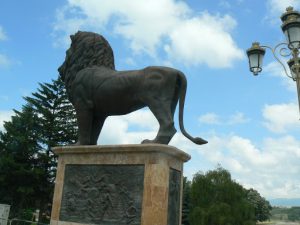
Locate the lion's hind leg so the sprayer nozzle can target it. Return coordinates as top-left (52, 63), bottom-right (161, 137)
top-left (142, 100), bottom-right (177, 145)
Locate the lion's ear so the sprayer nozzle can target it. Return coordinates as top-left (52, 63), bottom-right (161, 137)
top-left (70, 35), bottom-right (75, 41)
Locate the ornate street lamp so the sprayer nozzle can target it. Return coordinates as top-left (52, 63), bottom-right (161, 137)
top-left (246, 42), bottom-right (266, 76)
top-left (247, 6), bottom-right (300, 115)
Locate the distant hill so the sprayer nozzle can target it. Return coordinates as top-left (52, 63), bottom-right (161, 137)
top-left (269, 198), bottom-right (300, 207)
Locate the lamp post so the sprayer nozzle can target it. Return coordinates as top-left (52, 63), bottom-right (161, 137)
top-left (247, 6), bottom-right (300, 115)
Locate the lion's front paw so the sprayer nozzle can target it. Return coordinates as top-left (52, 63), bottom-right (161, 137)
top-left (141, 139), bottom-right (154, 144)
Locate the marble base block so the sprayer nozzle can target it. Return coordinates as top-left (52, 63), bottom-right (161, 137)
top-left (50, 144), bottom-right (190, 225)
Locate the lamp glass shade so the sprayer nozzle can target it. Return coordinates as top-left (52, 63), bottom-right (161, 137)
top-left (247, 48), bottom-right (265, 75)
top-left (282, 20), bottom-right (300, 49)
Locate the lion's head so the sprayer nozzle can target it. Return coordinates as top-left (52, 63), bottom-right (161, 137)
top-left (58, 31), bottom-right (115, 85)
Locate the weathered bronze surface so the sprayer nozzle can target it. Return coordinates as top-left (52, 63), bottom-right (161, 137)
top-left (58, 31), bottom-right (207, 146)
top-left (60, 164), bottom-right (144, 225)
top-left (167, 168), bottom-right (181, 225)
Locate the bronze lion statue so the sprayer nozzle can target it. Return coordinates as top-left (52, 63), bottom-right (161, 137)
top-left (58, 31), bottom-right (207, 145)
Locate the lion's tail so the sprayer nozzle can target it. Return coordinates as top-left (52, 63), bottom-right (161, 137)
top-left (177, 71), bottom-right (208, 145)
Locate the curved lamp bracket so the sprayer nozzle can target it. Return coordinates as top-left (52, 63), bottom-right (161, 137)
top-left (261, 43), bottom-right (294, 79)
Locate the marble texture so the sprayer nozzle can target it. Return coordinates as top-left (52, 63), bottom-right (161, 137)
top-left (51, 144), bottom-right (190, 225)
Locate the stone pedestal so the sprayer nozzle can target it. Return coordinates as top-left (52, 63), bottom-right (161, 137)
top-left (50, 144), bottom-right (190, 225)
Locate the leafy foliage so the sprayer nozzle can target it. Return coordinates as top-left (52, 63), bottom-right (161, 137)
top-left (287, 207), bottom-right (300, 221)
top-left (24, 77), bottom-right (77, 148)
top-left (271, 206), bottom-right (300, 221)
top-left (184, 166), bottom-right (271, 225)
top-left (0, 76), bottom-right (77, 218)
top-left (247, 188), bottom-right (272, 221)
top-left (0, 107), bottom-right (43, 216)
top-left (182, 177), bottom-right (191, 225)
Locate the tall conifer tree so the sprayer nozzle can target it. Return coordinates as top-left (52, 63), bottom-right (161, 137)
top-left (0, 76), bottom-right (77, 218)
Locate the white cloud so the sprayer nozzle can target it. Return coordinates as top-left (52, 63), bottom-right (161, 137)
top-left (92, 105), bottom-right (300, 198)
top-left (168, 131), bottom-right (300, 199)
top-left (267, 0), bottom-right (300, 16)
top-left (0, 54), bottom-right (11, 68)
top-left (198, 134), bottom-right (300, 198)
top-left (265, 61), bottom-right (296, 91)
top-left (266, 0), bottom-right (300, 23)
top-left (263, 102), bottom-right (300, 133)
top-left (228, 112), bottom-right (250, 124)
top-left (121, 110), bottom-right (159, 130)
top-left (0, 110), bottom-right (13, 131)
top-left (124, 57), bottom-right (136, 66)
top-left (198, 113), bottom-right (221, 124)
top-left (165, 13), bottom-right (244, 68)
top-left (52, 5), bottom-right (87, 48)
top-left (0, 26), bottom-right (7, 41)
top-left (97, 108), bottom-right (207, 149)
top-left (218, 0), bottom-right (231, 9)
top-left (198, 112), bottom-right (249, 125)
top-left (98, 109), bottom-right (158, 145)
top-left (0, 26), bottom-right (11, 68)
top-left (53, 0), bottom-right (244, 68)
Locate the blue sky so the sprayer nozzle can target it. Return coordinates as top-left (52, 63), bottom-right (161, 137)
top-left (1, 0), bottom-right (300, 200)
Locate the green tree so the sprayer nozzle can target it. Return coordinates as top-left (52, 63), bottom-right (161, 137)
top-left (24, 77), bottom-right (77, 185)
top-left (0, 76), bottom-right (77, 218)
top-left (24, 76), bottom-right (77, 148)
top-left (287, 207), bottom-right (300, 221)
top-left (0, 106), bottom-right (44, 216)
top-left (182, 177), bottom-right (191, 225)
top-left (247, 188), bottom-right (272, 222)
top-left (189, 167), bottom-right (255, 225)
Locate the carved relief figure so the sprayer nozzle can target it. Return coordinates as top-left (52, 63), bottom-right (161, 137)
top-left (58, 31), bottom-right (208, 145)
top-left (60, 165), bottom-right (144, 225)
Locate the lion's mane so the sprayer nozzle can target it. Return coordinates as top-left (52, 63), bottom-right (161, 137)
top-left (60, 31), bottom-right (115, 88)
